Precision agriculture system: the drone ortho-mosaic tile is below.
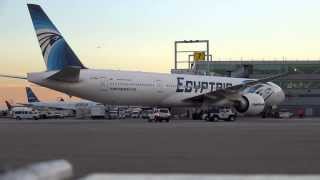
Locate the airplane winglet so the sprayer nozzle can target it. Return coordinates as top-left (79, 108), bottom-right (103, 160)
top-left (47, 66), bottom-right (81, 82)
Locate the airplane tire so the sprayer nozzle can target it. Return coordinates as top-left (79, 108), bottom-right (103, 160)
top-left (226, 116), bottom-right (236, 122)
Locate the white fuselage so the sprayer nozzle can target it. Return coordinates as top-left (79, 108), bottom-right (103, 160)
top-left (27, 69), bottom-right (285, 107)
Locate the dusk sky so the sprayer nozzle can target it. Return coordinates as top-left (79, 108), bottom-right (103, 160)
top-left (1, 0), bottom-right (320, 108)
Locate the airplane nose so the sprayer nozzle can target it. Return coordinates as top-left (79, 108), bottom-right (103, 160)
top-left (265, 84), bottom-right (285, 106)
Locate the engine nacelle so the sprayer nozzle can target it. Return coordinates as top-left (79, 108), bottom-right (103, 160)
top-left (234, 93), bottom-right (265, 115)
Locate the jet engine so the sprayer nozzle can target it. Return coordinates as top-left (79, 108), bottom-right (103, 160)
top-left (233, 93), bottom-right (265, 115)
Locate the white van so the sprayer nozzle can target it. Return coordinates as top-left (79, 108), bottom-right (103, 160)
top-left (11, 107), bottom-right (40, 120)
top-left (90, 105), bottom-right (106, 119)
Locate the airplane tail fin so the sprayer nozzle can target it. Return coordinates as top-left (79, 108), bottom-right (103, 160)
top-left (26, 87), bottom-right (40, 103)
top-left (27, 4), bottom-right (86, 71)
top-left (5, 101), bottom-right (12, 110)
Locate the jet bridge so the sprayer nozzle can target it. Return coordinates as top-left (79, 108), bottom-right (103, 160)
top-left (173, 40), bottom-right (213, 75)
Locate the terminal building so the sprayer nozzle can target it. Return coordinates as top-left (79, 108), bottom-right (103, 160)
top-left (172, 60), bottom-right (320, 117)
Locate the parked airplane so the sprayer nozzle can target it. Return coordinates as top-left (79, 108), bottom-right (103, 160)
top-left (20, 87), bottom-right (99, 110)
top-left (0, 4), bottom-right (286, 116)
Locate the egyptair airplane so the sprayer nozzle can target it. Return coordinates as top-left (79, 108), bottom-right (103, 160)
top-left (0, 4), bottom-right (286, 115)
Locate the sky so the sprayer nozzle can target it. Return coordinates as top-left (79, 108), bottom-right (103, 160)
top-left (1, 0), bottom-right (320, 107)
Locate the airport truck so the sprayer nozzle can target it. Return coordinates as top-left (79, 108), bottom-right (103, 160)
top-left (202, 107), bottom-right (237, 122)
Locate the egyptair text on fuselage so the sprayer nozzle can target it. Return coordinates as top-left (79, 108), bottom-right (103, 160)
top-left (176, 77), bottom-right (233, 93)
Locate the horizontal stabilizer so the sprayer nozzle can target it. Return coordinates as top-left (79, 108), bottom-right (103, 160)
top-left (0, 74), bottom-right (27, 80)
top-left (47, 66), bottom-right (81, 82)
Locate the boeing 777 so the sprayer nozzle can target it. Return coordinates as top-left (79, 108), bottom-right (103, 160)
top-left (0, 4), bottom-right (286, 116)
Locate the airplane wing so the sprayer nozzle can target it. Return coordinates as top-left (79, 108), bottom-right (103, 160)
top-left (16, 103), bottom-right (44, 110)
top-left (16, 103), bottom-right (30, 106)
top-left (183, 72), bottom-right (288, 103)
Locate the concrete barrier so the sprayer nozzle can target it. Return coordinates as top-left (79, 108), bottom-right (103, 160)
top-left (79, 174), bottom-right (320, 180)
top-left (0, 160), bottom-right (72, 180)
top-left (2, 161), bottom-right (320, 180)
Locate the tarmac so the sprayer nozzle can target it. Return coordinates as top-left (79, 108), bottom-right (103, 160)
top-left (0, 117), bottom-right (320, 177)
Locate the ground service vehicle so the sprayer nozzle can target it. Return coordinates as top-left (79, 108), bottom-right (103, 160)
top-left (118, 110), bottom-right (126, 119)
top-left (11, 107), bottom-right (40, 120)
top-left (90, 105), bottom-right (106, 119)
top-left (53, 112), bottom-right (64, 118)
top-left (131, 111), bottom-right (140, 118)
top-left (202, 108), bottom-right (236, 122)
top-left (276, 110), bottom-right (294, 119)
top-left (108, 111), bottom-right (119, 119)
top-left (148, 108), bottom-right (171, 122)
top-left (141, 110), bottom-right (153, 119)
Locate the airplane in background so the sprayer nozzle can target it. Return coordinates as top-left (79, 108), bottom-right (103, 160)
top-left (19, 87), bottom-right (99, 110)
top-left (0, 4), bottom-right (286, 117)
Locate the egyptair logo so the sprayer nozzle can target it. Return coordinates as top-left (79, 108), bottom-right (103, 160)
top-left (37, 31), bottom-right (62, 57)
